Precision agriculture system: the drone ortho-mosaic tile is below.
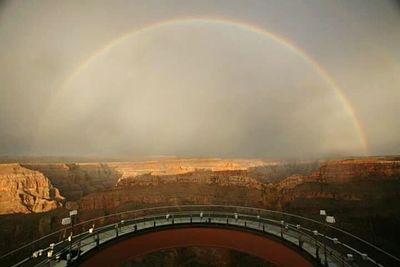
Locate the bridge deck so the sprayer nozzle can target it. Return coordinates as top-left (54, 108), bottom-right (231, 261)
top-left (2, 205), bottom-right (397, 267)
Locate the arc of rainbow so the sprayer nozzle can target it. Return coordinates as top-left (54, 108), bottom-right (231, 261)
top-left (39, 16), bottom-right (369, 154)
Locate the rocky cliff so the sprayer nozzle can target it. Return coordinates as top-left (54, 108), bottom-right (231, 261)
top-left (1, 157), bottom-right (400, 256)
top-left (109, 158), bottom-right (266, 179)
top-left (0, 164), bottom-right (64, 214)
top-left (21, 163), bottom-right (121, 201)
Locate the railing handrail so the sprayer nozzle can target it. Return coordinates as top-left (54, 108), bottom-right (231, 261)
top-left (1, 204), bottom-right (399, 264)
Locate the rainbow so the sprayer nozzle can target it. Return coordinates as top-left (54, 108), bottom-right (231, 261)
top-left (41, 16), bottom-right (369, 154)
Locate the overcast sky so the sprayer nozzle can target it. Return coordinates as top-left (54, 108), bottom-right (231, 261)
top-left (0, 0), bottom-right (399, 159)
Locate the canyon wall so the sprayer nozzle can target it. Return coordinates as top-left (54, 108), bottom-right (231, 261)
top-left (21, 163), bottom-right (121, 201)
top-left (0, 164), bottom-right (64, 215)
top-left (0, 158), bottom-right (400, 255)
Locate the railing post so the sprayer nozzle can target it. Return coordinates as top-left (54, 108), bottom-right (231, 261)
top-left (298, 235), bottom-right (303, 251)
top-left (95, 232), bottom-right (99, 247)
top-left (48, 243), bottom-right (55, 267)
top-left (68, 232), bottom-right (72, 264)
top-left (312, 230), bottom-right (320, 262)
top-left (77, 240), bottom-right (81, 258)
top-left (324, 237), bottom-right (328, 267)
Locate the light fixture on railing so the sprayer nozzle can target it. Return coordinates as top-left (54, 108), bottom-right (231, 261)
top-left (284, 223), bottom-right (289, 231)
top-left (347, 254), bottom-right (354, 261)
top-left (326, 216), bottom-right (336, 224)
top-left (361, 253), bottom-right (368, 261)
top-left (47, 250), bottom-right (53, 258)
top-left (61, 217), bottom-right (71, 226)
top-left (69, 210), bottom-right (78, 217)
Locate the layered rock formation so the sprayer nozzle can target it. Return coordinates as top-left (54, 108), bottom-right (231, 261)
top-left (0, 164), bottom-right (64, 214)
top-left (109, 158), bottom-right (266, 179)
top-left (21, 163), bottom-right (121, 200)
top-left (1, 157), bottom-right (400, 256)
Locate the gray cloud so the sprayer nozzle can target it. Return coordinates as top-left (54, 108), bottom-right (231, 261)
top-left (0, 0), bottom-right (399, 158)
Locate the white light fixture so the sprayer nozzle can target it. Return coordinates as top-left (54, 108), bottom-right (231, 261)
top-left (61, 217), bottom-right (71, 225)
top-left (69, 210), bottom-right (78, 216)
top-left (332, 238), bottom-right (339, 244)
top-left (313, 230), bottom-right (318, 236)
top-left (320, 210), bottom-right (327, 216)
top-left (326, 216), bottom-right (336, 224)
top-left (347, 254), bottom-right (354, 261)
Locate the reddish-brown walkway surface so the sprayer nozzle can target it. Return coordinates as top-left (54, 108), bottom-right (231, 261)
top-left (80, 227), bottom-right (313, 267)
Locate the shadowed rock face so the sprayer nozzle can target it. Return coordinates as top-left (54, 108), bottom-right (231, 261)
top-left (0, 157), bottom-right (399, 256)
top-left (20, 163), bottom-right (121, 201)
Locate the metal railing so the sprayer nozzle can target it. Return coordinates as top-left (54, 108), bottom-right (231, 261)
top-left (1, 205), bottom-right (399, 267)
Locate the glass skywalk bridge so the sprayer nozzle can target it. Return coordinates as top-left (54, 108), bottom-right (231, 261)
top-left (1, 205), bottom-right (399, 267)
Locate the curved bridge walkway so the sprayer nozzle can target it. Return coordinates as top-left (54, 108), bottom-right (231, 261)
top-left (1, 205), bottom-right (399, 267)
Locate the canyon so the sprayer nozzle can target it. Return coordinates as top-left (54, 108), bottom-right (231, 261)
top-left (0, 157), bottom-right (399, 259)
